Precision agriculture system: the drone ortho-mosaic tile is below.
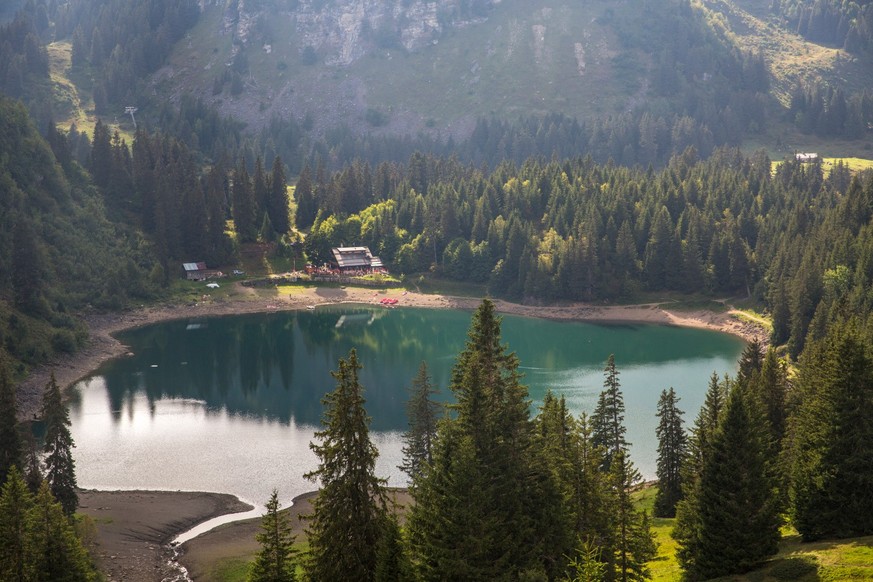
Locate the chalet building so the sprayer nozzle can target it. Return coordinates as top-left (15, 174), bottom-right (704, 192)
top-left (331, 246), bottom-right (386, 274)
top-left (183, 262), bottom-right (208, 281)
top-left (183, 262), bottom-right (225, 281)
top-left (796, 152), bottom-right (819, 163)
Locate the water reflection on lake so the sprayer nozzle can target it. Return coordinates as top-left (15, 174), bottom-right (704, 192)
top-left (69, 306), bottom-right (744, 508)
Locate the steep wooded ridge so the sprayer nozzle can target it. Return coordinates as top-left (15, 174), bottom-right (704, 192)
top-left (0, 97), bottom-right (155, 377)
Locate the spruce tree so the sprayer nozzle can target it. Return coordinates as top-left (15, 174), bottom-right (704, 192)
top-left (398, 362), bottom-right (441, 483)
top-left (27, 480), bottom-right (96, 581)
top-left (303, 349), bottom-right (388, 582)
top-left (0, 466), bottom-right (31, 581)
top-left (654, 387), bottom-right (686, 518)
top-left (233, 158), bottom-right (257, 242)
top-left (676, 389), bottom-right (780, 580)
top-left (0, 350), bottom-right (21, 487)
top-left (592, 354), bottom-right (628, 471)
top-left (788, 322), bottom-right (873, 540)
top-left (41, 374), bottom-right (78, 516)
top-left (607, 451), bottom-right (657, 582)
top-left (249, 489), bottom-right (297, 582)
top-left (267, 156), bottom-right (291, 235)
top-left (374, 513), bottom-right (413, 582)
top-left (293, 163), bottom-right (317, 230)
top-left (408, 300), bottom-right (567, 579)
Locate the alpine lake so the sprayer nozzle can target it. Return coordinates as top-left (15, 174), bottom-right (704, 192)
top-left (69, 305), bottom-right (744, 533)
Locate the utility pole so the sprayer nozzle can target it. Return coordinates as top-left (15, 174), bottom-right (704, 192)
top-left (125, 106), bottom-right (138, 129)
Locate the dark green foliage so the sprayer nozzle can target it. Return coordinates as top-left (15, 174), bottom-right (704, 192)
top-left (0, 466), bottom-right (30, 580)
top-left (267, 156), bottom-right (290, 235)
top-left (249, 489), bottom-right (296, 582)
top-left (374, 513), bottom-right (413, 582)
top-left (408, 300), bottom-right (570, 579)
top-left (606, 451), bottom-right (657, 581)
top-left (592, 354), bottom-right (628, 472)
top-left (675, 388), bottom-right (781, 580)
top-left (398, 362), bottom-right (440, 483)
top-left (0, 97), bottom-right (155, 371)
top-left (41, 374), bottom-right (78, 516)
top-left (0, 467), bottom-right (96, 581)
top-left (293, 164), bottom-right (317, 231)
top-left (0, 350), bottom-right (22, 486)
top-left (654, 387), bottom-right (686, 518)
top-left (11, 219), bottom-right (46, 315)
top-left (303, 349), bottom-right (388, 582)
top-left (788, 321), bottom-right (873, 541)
top-left (233, 159), bottom-right (258, 243)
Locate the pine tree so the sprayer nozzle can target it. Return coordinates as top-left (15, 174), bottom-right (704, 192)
top-left (0, 350), bottom-right (21, 487)
top-left (592, 354), bottom-right (628, 471)
top-left (303, 349), bottom-right (388, 582)
top-left (398, 362), bottom-right (441, 483)
top-left (675, 389), bottom-right (780, 580)
top-left (249, 489), bottom-right (297, 582)
top-left (41, 374), bottom-right (78, 516)
top-left (654, 387), bottom-right (686, 518)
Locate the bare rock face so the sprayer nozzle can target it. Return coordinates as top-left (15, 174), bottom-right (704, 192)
top-left (224, 0), bottom-right (496, 66)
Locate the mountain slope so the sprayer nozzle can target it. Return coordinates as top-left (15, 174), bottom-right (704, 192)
top-left (154, 0), bottom-right (652, 136)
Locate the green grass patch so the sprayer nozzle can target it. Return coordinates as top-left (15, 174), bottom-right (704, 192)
top-left (730, 309), bottom-right (772, 332)
top-left (207, 557), bottom-right (250, 582)
top-left (656, 298), bottom-right (729, 313)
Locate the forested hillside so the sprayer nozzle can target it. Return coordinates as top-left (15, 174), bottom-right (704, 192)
top-left (0, 96), bottom-right (155, 376)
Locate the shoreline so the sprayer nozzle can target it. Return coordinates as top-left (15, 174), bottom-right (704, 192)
top-left (25, 283), bottom-right (767, 581)
top-left (16, 282), bottom-right (768, 420)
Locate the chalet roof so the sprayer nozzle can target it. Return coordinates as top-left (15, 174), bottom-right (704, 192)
top-left (183, 262), bottom-right (208, 272)
top-left (331, 247), bottom-right (382, 269)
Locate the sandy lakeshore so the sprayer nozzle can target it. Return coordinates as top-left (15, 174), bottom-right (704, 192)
top-left (16, 282), bottom-right (767, 581)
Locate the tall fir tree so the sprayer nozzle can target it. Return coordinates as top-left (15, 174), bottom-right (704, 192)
top-left (12, 218), bottom-right (46, 315)
top-left (233, 158), bottom-right (257, 242)
top-left (249, 489), bottom-right (297, 582)
top-left (408, 300), bottom-right (568, 579)
top-left (267, 156), bottom-right (290, 235)
top-left (294, 163), bottom-right (317, 230)
top-left (0, 466), bottom-right (30, 580)
top-left (606, 450), bottom-right (658, 582)
top-left (398, 362), bottom-right (441, 483)
top-left (654, 387), bottom-right (686, 518)
top-left (303, 349), bottom-right (388, 582)
top-left (675, 388), bottom-right (780, 580)
top-left (592, 354), bottom-right (628, 471)
top-left (788, 321), bottom-right (873, 540)
top-left (26, 480), bottom-right (96, 581)
top-left (41, 373), bottom-right (78, 516)
top-left (0, 350), bottom-right (21, 487)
